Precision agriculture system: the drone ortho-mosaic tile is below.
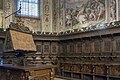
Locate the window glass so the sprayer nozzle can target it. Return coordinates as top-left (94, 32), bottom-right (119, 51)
top-left (17, 0), bottom-right (39, 17)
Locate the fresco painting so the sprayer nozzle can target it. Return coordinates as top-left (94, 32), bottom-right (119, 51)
top-left (64, 0), bottom-right (106, 30)
top-left (109, 0), bottom-right (116, 22)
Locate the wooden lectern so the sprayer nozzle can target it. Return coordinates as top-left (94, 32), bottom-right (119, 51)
top-left (0, 23), bottom-right (54, 80)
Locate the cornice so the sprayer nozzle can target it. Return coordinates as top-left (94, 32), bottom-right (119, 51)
top-left (1, 26), bottom-right (120, 41)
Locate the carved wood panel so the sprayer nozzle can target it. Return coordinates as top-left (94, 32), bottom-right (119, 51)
top-left (4, 31), bottom-right (13, 52)
top-left (63, 44), bottom-right (67, 53)
top-left (115, 40), bottom-right (120, 52)
top-left (84, 42), bottom-right (91, 53)
top-left (0, 40), bottom-right (3, 53)
top-left (36, 45), bottom-right (42, 52)
top-left (59, 45), bottom-right (63, 53)
top-left (93, 40), bottom-right (101, 53)
top-left (52, 45), bottom-right (57, 53)
top-left (9, 70), bottom-right (24, 80)
top-left (30, 69), bottom-right (51, 76)
top-left (0, 65), bottom-right (54, 80)
top-left (104, 41), bottom-right (112, 52)
top-left (69, 44), bottom-right (74, 53)
top-left (59, 44), bottom-right (63, 53)
top-left (51, 42), bottom-right (58, 54)
top-left (0, 68), bottom-right (7, 80)
top-left (72, 64), bottom-right (81, 72)
top-left (76, 42), bottom-right (82, 53)
top-left (83, 65), bottom-right (92, 73)
top-left (113, 36), bottom-right (120, 53)
top-left (95, 65), bottom-right (106, 75)
top-left (64, 63), bottom-right (71, 71)
top-left (102, 38), bottom-right (112, 53)
top-left (44, 45), bottom-right (50, 53)
top-left (43, 42), bottom-right (50, 54)
top-left (8, 30), bottom-right (36, 51)
top-left (110, 65), bottom-right (120, 76)
top-left (67, 44), bottom-right (70, 53)
top-left (116, 40), bottom-right (120, 51)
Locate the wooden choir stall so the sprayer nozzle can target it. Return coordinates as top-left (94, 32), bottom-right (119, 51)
top-left (0, 23), bottom-right (55, 80)
top-left (0, 64), bottom-right (54, 80)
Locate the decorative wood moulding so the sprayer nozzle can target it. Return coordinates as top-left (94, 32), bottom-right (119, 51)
top-left (93, 40), bottom-right (101, 53)
top-left (9, 22), bottom-right (31, 34)
top-left (76, 42), bottom-right (82, 53)
top-left (36, 44), bottom-right (42, 52)
top-left (4, 23), bottom-right (120, 39)
top-left (84, 42), bottom-right (91, 53)
top-left (0, 65), bottom-right (54, 80)
top-left (93, 65), bottom-right (105, 75)
top-left (44, 45), bottom-right (50, 53)
top-left (102, 40), bottom-right (112, 53)
top-left (1, 23), bottom-right (120, 41)
top-left (72, 64), bottom-right (81, 72)
top-left (60, 62), bottom-right (120, 78)
top-left (83, 64), bottom-right (92, 73)
top-left (115, 40), bottom-right (120, 52)
top-left (110, 65), bottom-right (120, 76)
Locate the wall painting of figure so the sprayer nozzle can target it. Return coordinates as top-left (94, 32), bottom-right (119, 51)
top-left (109, 0), bottom-right (117, 22)
top-left (64, 0), bottom-right (106, 30)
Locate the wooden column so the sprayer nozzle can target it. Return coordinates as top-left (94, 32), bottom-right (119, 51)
top-left (92, 65), bottom-right (95, 80)
top-left (106, 65), bottom-right (109, 80)
top-left (81, 64), bottom-right (84, 80)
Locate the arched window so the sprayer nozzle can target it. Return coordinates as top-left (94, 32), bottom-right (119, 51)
top-left (17, 0), bottom-right (39, 18)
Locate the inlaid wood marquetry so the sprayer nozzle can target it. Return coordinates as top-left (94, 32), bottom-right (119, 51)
top-left (36, 45), bottom-right (42, 52)
top-left (0, 64), bottom-right (54, 80)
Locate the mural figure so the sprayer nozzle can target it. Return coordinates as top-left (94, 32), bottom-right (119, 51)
top-left (97, 1), bottom-right (105, 21)
top-left (110, 0), bottom-right (116, 21)
top-left (64, 0), bottom-right (105, 29)
top-left (65, 8), bottom-right (73, 26)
